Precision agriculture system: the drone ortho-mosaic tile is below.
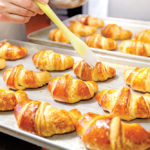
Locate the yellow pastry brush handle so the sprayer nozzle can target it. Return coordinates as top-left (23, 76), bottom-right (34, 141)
top-left (34, 0), bottom-right (88, 57)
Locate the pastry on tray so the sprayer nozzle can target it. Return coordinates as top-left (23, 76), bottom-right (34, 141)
top-left (49, 28), bottom-right (80, 44)
top-left (14, 99), bottom-right (82, 137)
top-left (73, 60), bottom-right (116, 81)
top-left (76, 112), bottom-right (150, 150)
top-left (124, 67), bottom-right (150, 92)
top-left (101, 24), bottom-right (132, 40)
top-left (32, 50), bottom-right (74, 71)
top-left (49, 28), bottom-right (70, 43)
top-left (0, 88), bottom-right (27, 111)
top-left (48, 74), bottom-right (98, 103)
top-left (68, 21), bottom-right (97, 36)
top-left (3, 64), bottom-right (51, 90)
top-left (0, 41), bottom-right (27, 60)
top-left (0, 58), bottom-right (6, 69)
top-left (79, 16), bottom-right (104, 28)
top-left (96, 87), bottom-right (150, 121)
top-left (135, 29), bottom-right (150, 44)
top-left (85, 33), bottom-right (117, 50)
top-left (119, 40), bottom-right (150, 56)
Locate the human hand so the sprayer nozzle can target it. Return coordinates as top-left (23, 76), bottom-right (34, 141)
top-left (0, 0), bottom-right (49, 23)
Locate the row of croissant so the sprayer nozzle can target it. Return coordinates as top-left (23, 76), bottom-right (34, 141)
top-left (1, 41), bottom-right (150, 150)
top-left (49, 15), bottom-right (150, 57)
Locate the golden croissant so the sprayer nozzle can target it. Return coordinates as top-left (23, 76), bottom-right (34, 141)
top-left (68, 21), bottom-right (97, 36)
top-left (3, 64), bottom-right (51, 90)
top-left (119, 40), bottom-right (150, 56)
top-left (49, 28), bottom-right (70, 43)
top-left (96, 87), bottom-right (150, 121)
top-left (76, 113), bottom-right (150, 150)
top-left (0, 41), bottom-right (27, 60)
top-left (79, 16), bottom-right (104, 28)
top-left (135, 29), bottom-right (150, 44)
top-left (48, 74), bottom-right (98, 103)
top-left (124, 67), bottom-right (150, 92)
top-left (32, 50), bottom-right (74, 71)
top-left (14, 99), bottom-right (82, 137)
top-left (0, 88), bottom-right (28, 111)
top-left (101, 24), bottom-right (132, 40)
top-left (49, 28), bottom-right (80, 44)
top-left (73, 60), bottom-right (116, 81)
top-left (85, 33), bottom-right (117, 50)
top-left (0, 58), bottom-right (6, 69)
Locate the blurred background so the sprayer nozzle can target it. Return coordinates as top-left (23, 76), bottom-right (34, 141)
top-left (26, 0), bottom-right (150, 34)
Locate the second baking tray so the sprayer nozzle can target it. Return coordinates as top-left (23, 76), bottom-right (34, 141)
top-left (28, 14), bottom-right (150, 63)
top-left (0, 40), bottom-right (150, 150)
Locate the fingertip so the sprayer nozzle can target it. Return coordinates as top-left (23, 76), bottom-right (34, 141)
top-left (24, 17), bottom-right (31, 23)
top-left (38, 11), bottom-right (44, 15)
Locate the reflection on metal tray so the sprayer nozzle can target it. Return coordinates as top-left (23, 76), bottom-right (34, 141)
top-left (0, 40), bottom-right (150, 150)
top-left (28, 14), bottom-right (150, 63)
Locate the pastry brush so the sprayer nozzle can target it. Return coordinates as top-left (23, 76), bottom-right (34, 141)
top-left (34, 0), bottom-right (99, 67)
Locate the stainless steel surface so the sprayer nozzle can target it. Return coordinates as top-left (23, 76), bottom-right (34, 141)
top-left (0, 40), bottom-right (150, 150)
top-left (49, 0), bottom-right (87, 9)
top-left (28, 14), bottom-right (150, 62)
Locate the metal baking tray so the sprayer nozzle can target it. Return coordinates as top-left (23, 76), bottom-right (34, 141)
top-left (28, 14), bottom-right (150, 63)
top-left (0, 40), bottom-right (150, 150)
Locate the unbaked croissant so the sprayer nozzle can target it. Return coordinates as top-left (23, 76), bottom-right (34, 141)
top-left (76, 113), bottom-right (150, 150)
top-left (49, 28), bottom-right (70, 43)
top-left (79, 16), bottom-right (104, 28)
top-left (96, 87), bottom-right (150, 121)
top-left (0, 41), bottom-right (27, 60)
top-left (119, 40), bottom-right (150, 56)
top-left (0, 58), bottom-right (6, 69)
top-left (101, 24), bottom-right (132, 40)
top-left (85, 33), bottom-right (117, 50)
top-left (68, 21), bottom-right (97, 36)
top-left (3, 64), bottom-right (51, 90)
top-left (124, 67), bottom-right (150, 92)
top-left (135, 29), bottom-right (150, 44)
top-left (48, 74), bottom-right (98, 103)
top-left (32, 50), bottom-right (74, 71)
top-left (0, 88), bottom-right (27, 111)
top-left (73, 60), bottom-right (116, 81)
top-left (14, 99), bottom-right (82, 137)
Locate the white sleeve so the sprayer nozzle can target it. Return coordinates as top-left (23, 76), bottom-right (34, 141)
top-left (87, 0), bottom-right (109, 18)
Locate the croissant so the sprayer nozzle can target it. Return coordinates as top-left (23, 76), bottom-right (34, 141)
top-left (101, 24), bottom-right (132, 40)
top-left (135, 29), bottom-right (150, 44)
top-left (0, 41), bottom-right (27, 60)
top-left (48, 74), bottom-right (98, 103)
top-left (0, 88), bottom-right (27, 111)
top-left (3, 64), bottom-right (51, 90)
top-left (68, 21), bottom-right (97, 36)
top-left (49, 28), bottom-right (70, 43)
top-left (76, 113), bottom-right (150, 150)
top-left (32, 50), bottom-right (74, 71)
top-left (14, 99), bottom-right (82, 137)
top-left (119, 40), bottom-right (150, 56)
top-left (73, 60), bottom-right (116, 81)
top-left (124, 67), bottom-right (150, 92)
top-left (96, 87), bottom-right (150, 121)
top-left (79, 16), bottom-right (104, 28)
top-left (49, 28), bottom-right (80, 44)
top-left (85, 33), bottom-right (117, 50)
top-left (0, 58), bottom-right (6, 69)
